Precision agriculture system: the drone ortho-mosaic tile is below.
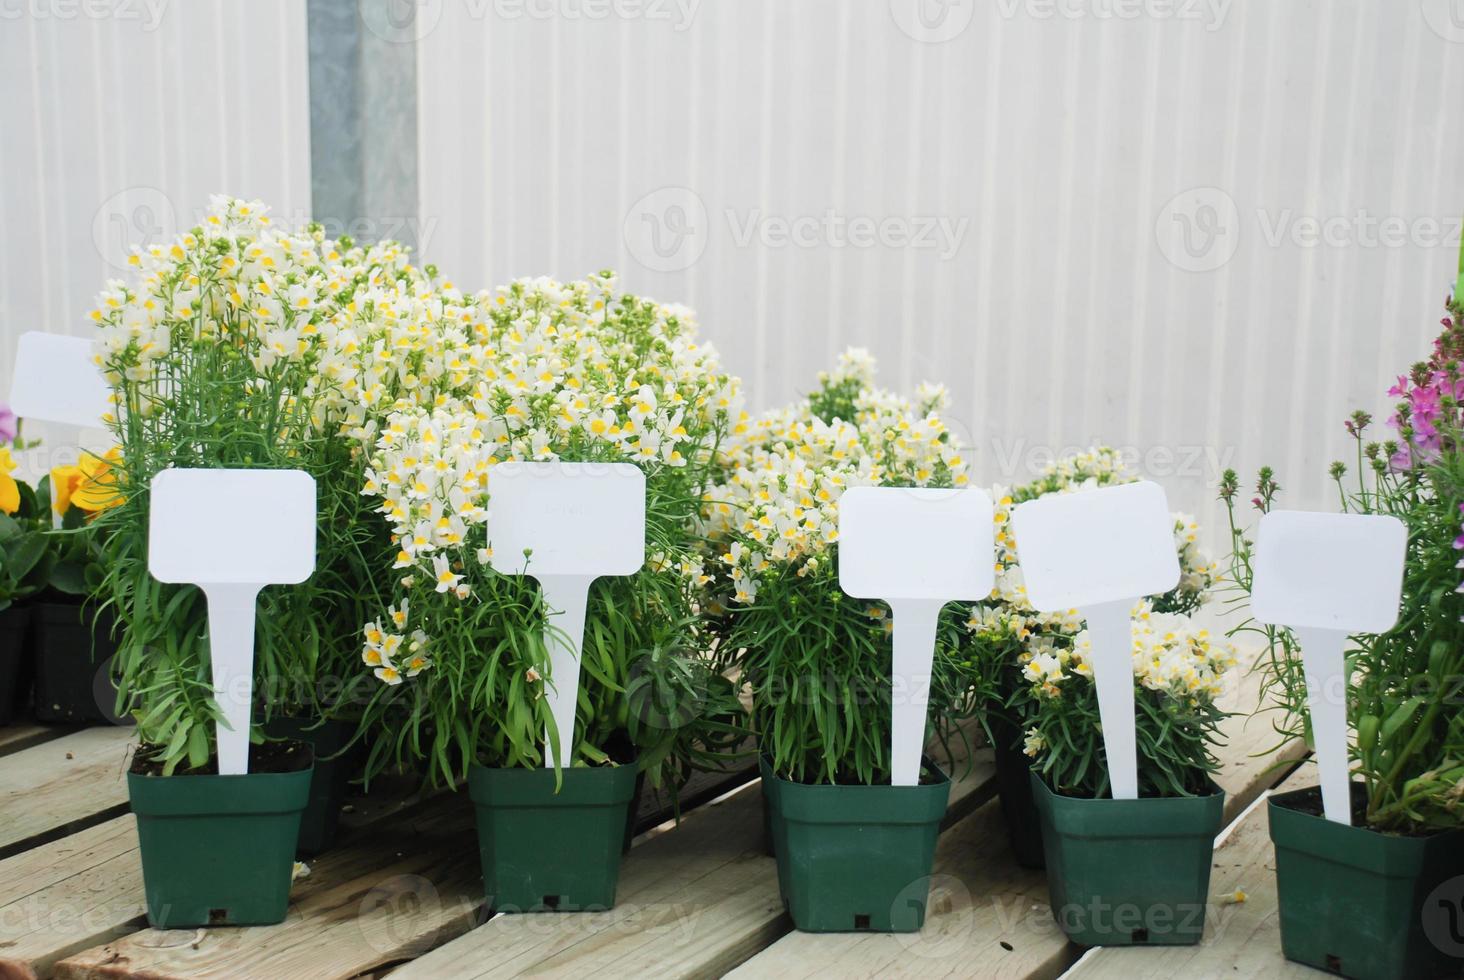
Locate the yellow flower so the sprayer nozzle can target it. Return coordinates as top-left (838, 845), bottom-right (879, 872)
top-left (0, 448), bottom-right (20, 515)
top-left (50, 463), bottom-right (84, 514)
top-left (66, 447), bottom-right (125, 513)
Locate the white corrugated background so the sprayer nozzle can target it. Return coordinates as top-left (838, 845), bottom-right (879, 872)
top-left (416, 0), bottom-right (1464, 538)
top-left (4, 1), bottom-right (1463, 542)
top-left (0, 0), bottom-right (312, 459)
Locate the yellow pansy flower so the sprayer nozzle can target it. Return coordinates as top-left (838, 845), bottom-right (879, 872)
top-left (0, 448), bottom-right (20, 515)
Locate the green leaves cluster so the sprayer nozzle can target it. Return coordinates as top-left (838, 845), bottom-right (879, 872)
top-left (724, 556), bottom-right (985, 785)
top-left (1221, 369), bottom-right (1464, 830)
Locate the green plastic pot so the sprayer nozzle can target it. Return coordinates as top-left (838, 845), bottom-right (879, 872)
top-left (31, 599), bottom-right (120, 725)
top-left (263, 715), bottom-right (359, 856)
top-left (128, 757), bottom-right (313, 928)
top-left (468, 762), bottom-right (638, 912)
top-left (0, 605), bottom-right (33, 725)
top-left (768, 761), bottom-right (950, 933)
top-left (1030, 771), bottom-right (1224, 946)
top-left (1269, 786), bottom-right (1464, 980)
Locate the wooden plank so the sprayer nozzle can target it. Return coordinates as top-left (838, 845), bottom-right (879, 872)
top-left (36, 759), bottom-right (753, 980)
top-left (387, 741), bottom-right (997, 980)
top-left (0, 728), bottom-right (132, 860)
top-left (0, 724), bottom-right (73, 758)
top-left (0, 775), bottom-right (430, 980)
top-left (1060, 772), bottom-right (1317, 979)
top-left (0, 816), bottom-right (143, 978)
top-left (727, 660), bottom-right (1299, 980)
top-left (52, 794), bottom-right (485, 980)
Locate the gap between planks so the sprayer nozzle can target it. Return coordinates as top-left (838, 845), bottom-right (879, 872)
top-left (0, 727), bottom-right (133, 862)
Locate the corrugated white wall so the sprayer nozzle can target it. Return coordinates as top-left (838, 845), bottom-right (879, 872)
top-left (0, 0), bottom-right (311, 457)
top-left (416, 0), bottom-right (1464, 538)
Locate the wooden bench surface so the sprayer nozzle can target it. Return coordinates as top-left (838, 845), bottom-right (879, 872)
top-left (0, 722), bottom-right (71, 757)
top-left (0, 655), bottom-right (1321, 980)
top-left (0, 727), bottom-right (133, 859)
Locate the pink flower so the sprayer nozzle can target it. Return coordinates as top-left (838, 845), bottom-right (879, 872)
top-left (0, 405), bottom-right (15, 444)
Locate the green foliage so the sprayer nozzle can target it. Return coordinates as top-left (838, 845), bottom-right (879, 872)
top-left (1221, 400), bottom-right (1464, 831)
top-left (725, 556), bottom-right (986, 784)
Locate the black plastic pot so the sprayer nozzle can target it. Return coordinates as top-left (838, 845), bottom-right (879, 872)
top-left (1031, 771), bottom-right (1224, 947)
top-left (768, 761), bottom-right (950, 933)
top-left (1269, 785), bottom-right (1464, 980)
top-left (469, 762), bottom-right (639, 912)
top-left (989, 712), bottom-right (1046, 870)
top-left (0, 605), bottom-right (33, 725)
top-left (262, 715), bottom-right (359, 856)
top-left (31, 600), bottom-right (122, 725)
top-left (758, 754), bottom-right (780, 858)
top-left (622, 770), bottom-right (647, 854)
top-left (128, 754), bottom-right (313, 928)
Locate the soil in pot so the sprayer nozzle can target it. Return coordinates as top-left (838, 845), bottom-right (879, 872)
top-left (263, 715), bottom-right (361, 856)
top-left (31, 599), bottom-right (122, 725)
top-left (1030, 770), bottom-right (1224, 947)
top-left (0, 605), bottom-right (33, 725)
top-left (1269, 784), bottom-right (1464, 980)
top-left (469, 761), bottom-right (639, 912)
top-left (128, 738), bottom-right (313, 928)
top-left (768, 760), bottom-right (950, 933)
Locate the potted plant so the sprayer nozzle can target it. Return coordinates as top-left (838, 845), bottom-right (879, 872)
top-left (86, 197), bottom-right (461, 921)
top-left (1219, 292), bottom-right (1464, 979)
top-left (354, 271), bottom-right (745, 912)
top-left (89, 197), bottom-right (474, 861)
top-left (30, 450), bottom-right (126, 724)
top-left (0, 413), bottom-right (54, 724)
top-left (963, 449), bottom-right (1219, 869)
top-left (1013, 600), bottom-right (1239, 946)
top-left (705, 350), bottom-right (983, 933)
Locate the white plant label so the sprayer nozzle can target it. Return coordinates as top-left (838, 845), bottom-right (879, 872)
top-left (838, 486), bottom-right (995, 787)
top-left (148, 468), bottom-right (317, 776)
top-left (9, 332), bottom-right (111, 429)
top-left (1251, 510), bottom-right (1407, 825)
top-left (1011, 480), bottom-right (1180, 800)
top-left (488, 461), bottom-right (646, 768)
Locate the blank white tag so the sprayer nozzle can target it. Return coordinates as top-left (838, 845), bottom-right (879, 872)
top-left (148, 468), bottom-right (317, 775)
top-left (838, 486), bottom-right (995, 786)
top-left (1252, 510), bottom-right (1406, 824)
top-left (1011, 480), bottom-right (1180, 799)
top-left (488, 462), bottom-right (646, 768)
top-left (9, 332), bottom-right (111, 429)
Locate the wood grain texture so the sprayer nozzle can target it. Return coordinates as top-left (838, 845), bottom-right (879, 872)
top-left (53, 794), bottom-right (486, 980)
top-left (390, 742), bottom-right (996, 980)
top-left (0, 816), bottom-right (143, 978)
top-left (1061, 772), bottom-right (1317, 979)
top-left (0, 725), bottom-right (69, 758)
top-left (0, 774), bottom-right (433, 979)
top-left (0, 728), bottom-right (132, 859)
